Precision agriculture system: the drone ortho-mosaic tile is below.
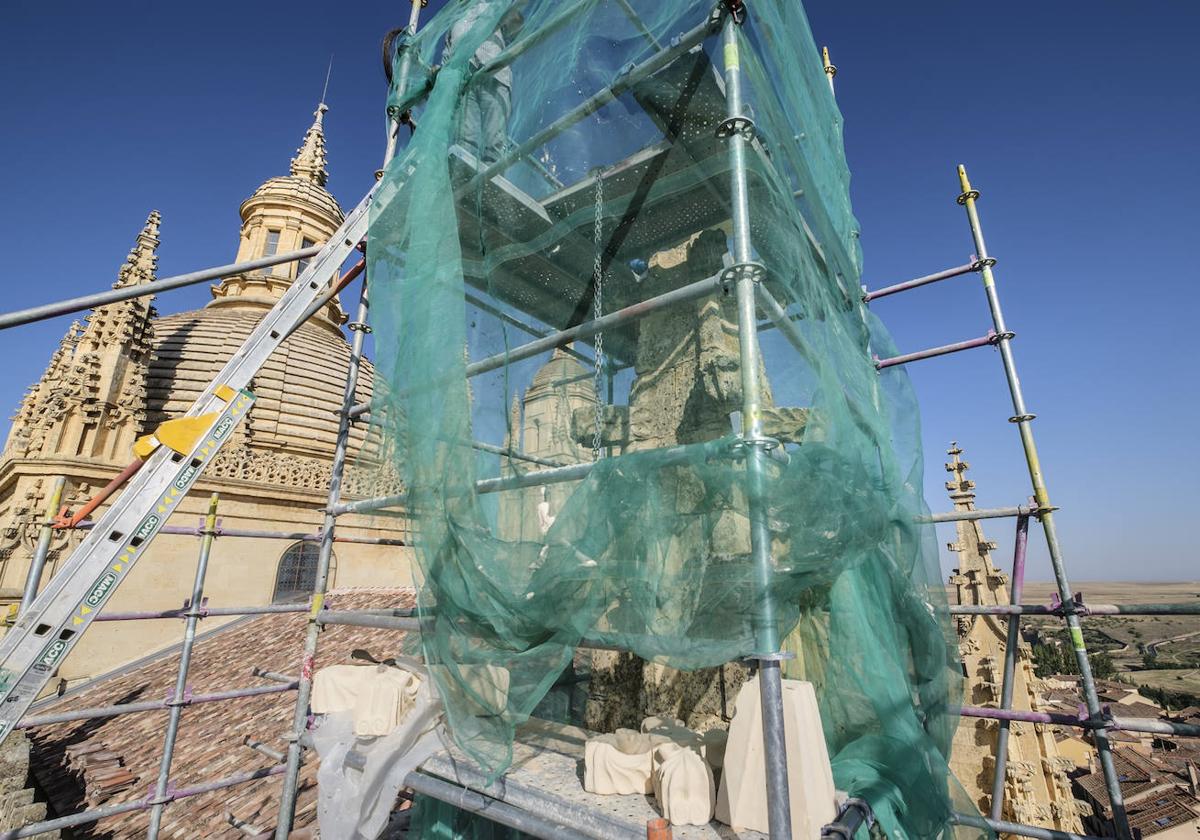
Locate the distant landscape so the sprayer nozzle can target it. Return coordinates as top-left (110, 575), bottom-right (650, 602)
top-left (1021, 582), bottom-right (1200, 706)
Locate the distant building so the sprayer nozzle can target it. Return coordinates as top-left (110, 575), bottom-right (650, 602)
top-left (944, 442), bottom-right (1084, 832)
top-left (0, 103), bottom-right (412, 685)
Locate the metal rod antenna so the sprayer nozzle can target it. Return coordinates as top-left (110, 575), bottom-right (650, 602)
top-left (18, 476), bottom-right (65, 616)
top-left (147, 494), bottom-right (220, 838)
top-left (274, 274), bottom-right (370, 838)
top-left (0, 248), bottom-right (321, 331)
top-left (956, 163), bottom-right (1132, 840)
top-left (720, 14), bottom-right (793, 840)
top-left (989, 513), bottom-right (1028, 821)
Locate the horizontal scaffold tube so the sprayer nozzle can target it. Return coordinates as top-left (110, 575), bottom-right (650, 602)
top-left (0, 247), bottom-right (321, 331)
top-left (317, 610), bottom-right (423, 631)
top-left (874, 331), bottom-right (997, 370)
top-left (333, 441), bottom-right (700, 516)
top-left (75, 520), bottom-right (405, 546)
top-left (0, 764), bottom-right (286, 840)
top-left (950, 603), bottom-right (1200, 616)
top-left (19, 682), bottom-right (296, 728)
top-left (403, 771), bottom-right (599, 840)
top-left (919, 504), bottom-right (1041, 523)
top-left (960, 705), bottom-right (1200, 738)
top-left (862, 261), bottom-right (978, 302)
top-left (953, 812), bottom-right (1105, 840)
top-left (349, 271), bottom-right (725, 419)
top-left (94, 603), bottom-right (308, 621)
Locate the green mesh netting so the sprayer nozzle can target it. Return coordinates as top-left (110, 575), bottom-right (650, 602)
top-left (364, 1), bottom-right (980, 836)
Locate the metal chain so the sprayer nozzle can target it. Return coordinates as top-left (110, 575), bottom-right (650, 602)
top-left (592, 174), bottom-right (605, 460)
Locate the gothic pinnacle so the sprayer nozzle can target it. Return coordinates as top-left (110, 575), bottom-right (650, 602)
top-left (114, 211), bottom-right (161, 289)
top-left (290, 102), bottom-right (329, 187)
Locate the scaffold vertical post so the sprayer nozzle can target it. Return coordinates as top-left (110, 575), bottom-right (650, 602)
top-left (956, 164), bottom-right (1132, 840)
top-left (274, 274), bottom-right (371, 838)
top-left (18, 475), bottom-right (66, 615)
top-left (721, 11), bottom-right (793, 840)
top-left (989, 512), bottom-right (1028, 820)
top-left (147, 493), bottom-right (220, 839)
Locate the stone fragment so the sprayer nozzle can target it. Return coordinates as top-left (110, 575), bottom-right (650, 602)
top-left (652, 742), bottom-right (716, 827)
top-left (583, 729), bottom-right (670, 796)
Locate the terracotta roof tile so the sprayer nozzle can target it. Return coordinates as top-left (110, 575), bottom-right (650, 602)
top-left (27, 588), bottom-right (416, 838)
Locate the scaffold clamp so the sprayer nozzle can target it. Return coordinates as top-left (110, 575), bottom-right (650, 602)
top-left (716, 114), bottom-right (756, 141)
top-left (745, 650), bottom-right (796, 663)
top-left (719, 260), bottom-right (766, 292)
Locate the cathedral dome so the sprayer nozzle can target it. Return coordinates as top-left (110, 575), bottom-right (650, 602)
top-left (526, 347), bottom-right (597, 405)
top-left (146, 102), bottom-right (373, 483)
top-left (146, 307), bottom-right (373, 469)
top-left (242, 175), bottom-right (343, 227)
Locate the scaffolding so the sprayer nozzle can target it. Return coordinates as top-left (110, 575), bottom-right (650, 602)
top-left (0, 2), bottom-right (1197, 840)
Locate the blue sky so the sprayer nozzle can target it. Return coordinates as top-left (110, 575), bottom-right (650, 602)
top-left (1, 2), bottom-right (1196, 582)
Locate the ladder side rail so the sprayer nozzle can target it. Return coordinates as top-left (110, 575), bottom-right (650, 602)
top-left (0, 188), bottom-right (373, 742)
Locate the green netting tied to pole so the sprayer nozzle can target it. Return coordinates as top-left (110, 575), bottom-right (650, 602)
top-left (363, 1), bottom-right (983, 836)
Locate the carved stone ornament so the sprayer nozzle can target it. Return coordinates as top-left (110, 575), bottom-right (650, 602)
top-left (652, 742), bottom-right (716, 827)
top-left (584, 729), bottom-right (671, 796)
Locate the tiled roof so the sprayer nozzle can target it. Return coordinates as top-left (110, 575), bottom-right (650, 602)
top-left (1075, 749), bottom-right (1162, 810)
top-left (26, 588), bottom-right (416, 839)
top-left (1126, 791), bottom-right (1200, 837)
top-left (1118, 701), bottom-right (1165, 718)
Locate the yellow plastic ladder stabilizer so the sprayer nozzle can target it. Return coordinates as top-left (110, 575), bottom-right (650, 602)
top-left (132, 385), bottom-right (241, 459)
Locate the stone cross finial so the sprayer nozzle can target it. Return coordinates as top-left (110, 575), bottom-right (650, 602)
top-left (290, 103), bottom-right (329, 187)
top-left (945, 440), bottom-right (975, 501)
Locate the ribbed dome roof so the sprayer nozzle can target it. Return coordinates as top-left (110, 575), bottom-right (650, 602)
top-left (146, 306), bottom-right (372, 464)
top-left (526, 348), bottom-right (597, 404)
top-left (244, 175), bottom-right (343, 224)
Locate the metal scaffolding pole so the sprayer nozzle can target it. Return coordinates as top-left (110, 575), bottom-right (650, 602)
top-left (953, 812), bottom-right (1106, 840)
top-left (350, 271), bottom-right (725, 419)
top-left (958, 705), bottom-right (1200, 738)
top-left (0, 764), bottom-right (286, 840)
top-left (720, 13), bottom-right (793, 839)
top-left (147, 494), bottom-right (220, 838)
top-left (920, 504), bottom-right (1040, 524)
top-left (950, 603), bottom-right (1200, 617)
top-left (989, 513), bottom-right (1028, 821)
top-left (75, 519), bottom-right (406, 546)
top-left (862, 261), bottom-right (978, 302)
top-left (0, 248), bottom-right (320, 331)
top-left (19, 681), bottom-right (296, 729)
top-left (873, 330), bottom-right (999, 370)
top-left (274, 274), bottom-right (372, 838)
top-left (93, 603), bottom-right (307, 622)
top-left (957, 163), bottom-right (1132, 839)
top-left (18, 476), bottom-right (65, 615)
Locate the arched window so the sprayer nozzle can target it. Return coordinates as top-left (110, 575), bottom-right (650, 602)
top-left (272, 542), bottom-right (335, 604)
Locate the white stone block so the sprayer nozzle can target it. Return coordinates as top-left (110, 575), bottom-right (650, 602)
top-left (715, 676), bottom-right (837, 838)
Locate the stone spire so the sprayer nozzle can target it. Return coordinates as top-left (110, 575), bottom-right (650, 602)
top-left (289, 103), bottom-right (329, 187)
top-left (6, 214), bottom-right (160, 460)
top-left (945, 442), bottom-right (1084, 832)
top-left (114, 211), bottom-right (161, 288)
